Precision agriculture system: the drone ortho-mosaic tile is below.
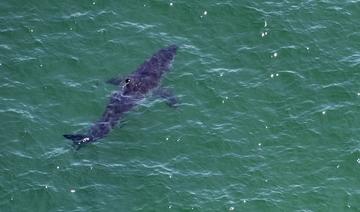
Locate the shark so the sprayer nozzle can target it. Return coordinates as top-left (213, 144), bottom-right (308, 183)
top-left (63, 45), bottom-right (178, 149)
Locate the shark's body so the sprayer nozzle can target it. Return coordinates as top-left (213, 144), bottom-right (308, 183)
top-left (64, 45), bottom-right (178, 148)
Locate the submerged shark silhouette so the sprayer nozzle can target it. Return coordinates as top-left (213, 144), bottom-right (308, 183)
top-left (63, 45), bottom-right (178, 149)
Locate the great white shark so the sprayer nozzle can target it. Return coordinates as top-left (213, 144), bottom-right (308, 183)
top-left (63, 45), bottom-right (178, 149)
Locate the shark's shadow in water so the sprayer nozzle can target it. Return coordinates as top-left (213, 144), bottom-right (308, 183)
top-left (63, 45), bottom-right (179, 149)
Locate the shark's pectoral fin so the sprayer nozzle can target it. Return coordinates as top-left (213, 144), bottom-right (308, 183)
top-left (154, 87), bottom-right (179, 108)
top-left (106, 76), bottom-right (124, 86)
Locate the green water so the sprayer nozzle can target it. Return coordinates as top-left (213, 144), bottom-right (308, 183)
top-left (1, 0), bottom-right (360, 211)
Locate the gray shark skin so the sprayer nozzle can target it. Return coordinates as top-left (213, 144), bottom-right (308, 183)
top-left (63, 45), bottom-right (178, 149)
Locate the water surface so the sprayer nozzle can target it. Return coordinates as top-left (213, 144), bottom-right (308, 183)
top-left (1, 0), bottom-right (360, 211)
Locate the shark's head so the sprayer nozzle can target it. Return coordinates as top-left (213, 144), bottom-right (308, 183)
top-left (159, 44), bottom-right (178, 62)
top-left (148, 44), bottom-right (178, 76)
top-left (122, 45), bottom-right (178, 96)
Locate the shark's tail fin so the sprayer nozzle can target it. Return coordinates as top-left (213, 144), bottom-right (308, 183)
top-left (63, 134), bottom-right (92, 145)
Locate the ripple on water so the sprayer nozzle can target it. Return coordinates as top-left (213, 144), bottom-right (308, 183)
top-left (341, 53), bottom-right (360, 67)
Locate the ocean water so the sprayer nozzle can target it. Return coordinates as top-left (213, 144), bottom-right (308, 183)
top-left (1, 0), bottom-right (360, 211)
